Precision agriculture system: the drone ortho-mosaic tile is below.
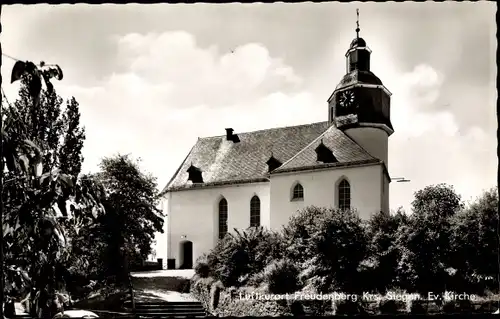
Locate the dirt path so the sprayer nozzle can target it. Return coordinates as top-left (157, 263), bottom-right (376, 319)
top-left (131, 269), bottom-right (198, 303)
top-left (134, 289), bottom-right (197, 302)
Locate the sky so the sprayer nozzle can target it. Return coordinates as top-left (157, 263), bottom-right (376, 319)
top-left (0, 2), bottom-right (497, 213)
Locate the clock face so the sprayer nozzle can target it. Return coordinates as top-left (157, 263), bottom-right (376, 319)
top-left (339, 90), bottom-right (355, 108)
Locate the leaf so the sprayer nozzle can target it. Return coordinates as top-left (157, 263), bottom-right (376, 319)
top-left (19, 155), bottom-right (30, 174)
top-left (54, 65), bottom-right (63, 80)
top-left (52, 203), bottom-right (63, 217)
top-left (42, 64), bottom-right (64, 81)
top-left (27, 67), bottom-right (42, 103)
top-left (3, 223), bottom-right (14, 237)
top-left (5, 153), bottom-right (17, 173)
top-left (23, 139), bottom-right (43, 165)
top-left (34, 162), bottom-right (43, 177)
top-left (41, 73), bottom-right (54, 94)
top-left (53, 227), bottom-right (66, 248)
top-left (57, 198), bottom-right (68, 217)
top-left (39, 172), bottom-right (52, 187)
top-left (91, 206), bottom-right (98, 219)
top-left (11, 61), bottom-right (27, 83)
top-left (58, 174), bottom-right (74, 188)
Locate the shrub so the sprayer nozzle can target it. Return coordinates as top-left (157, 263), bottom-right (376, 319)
top-left (210, 281), bottom-right (224, 311)
top-left (294, 283), bottom-right (332, 316)
top-left (378, 298), bottom-right (405, 314)
top-left (282, 206), bottom-right (367, 293)
top-left (406, 298), bottom-right (426, 314)
top-left (195, 260), bottom-right (210, 278)
top-left (442, 298), bottom-right (474, 314)
top-left (303, 299), bottom-right (332, 316)
top-left (442, 300), bottom-right (456, 313)
top-left (247, 271), bottom-right (266, 287)
top-left (289, 301), bottom-right (305, 316)
top-left (190, 277), bottom-right (216, 313)
top-left (205, 227), bottom-right (285, 287)
top-left (333, 297), bottom-right (366, 315)
top-left (261, 259), bottom-right (301, 294)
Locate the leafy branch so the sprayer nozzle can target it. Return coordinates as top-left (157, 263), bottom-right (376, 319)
top-left (10, 60), bottom-right (63, 107)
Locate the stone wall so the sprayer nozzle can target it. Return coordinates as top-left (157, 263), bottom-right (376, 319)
top-left (190, 277), bottom-right (291, 317)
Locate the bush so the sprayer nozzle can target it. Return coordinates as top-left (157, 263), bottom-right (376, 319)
top-left (333, 297), bottom-right (366, 315)
top-left (190, 277), bottom-right (216, 313)
top-left (289, 301), bottom-right (305, 316)
top-left (301, 299), bottom-right (332, 316)
top-left (210, 281), bottom-right (224, 311)
top-left (261, 259), bottom-right (301, 294)
top-left (195, 260), bottom-right (210, 278)
top-left (406, 298), bottom-right (426, 314)
top-left (294, 284), bottom-right (332, 316)
top-left (282, 206), bottom-right (367, 293)
top-left (191, 277), bottom-right (291, 316)
top-left (442, 300), bottom-right (456, 313)
top-left (378, 298), bottom-right (405, 314)
top-left (442, 298), bottom-right (474, 314)
top-left (205, 227), bottom-right (285, 287)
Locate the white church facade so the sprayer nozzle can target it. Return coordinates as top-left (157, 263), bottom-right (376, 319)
top-left (159, 31), bottom-right (394, 269)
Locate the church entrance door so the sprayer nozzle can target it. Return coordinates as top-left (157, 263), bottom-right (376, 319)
top-left (179, 240), bottom-right (193, 269)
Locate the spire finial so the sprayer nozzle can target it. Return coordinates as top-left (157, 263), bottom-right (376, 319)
top-left (356, 8), bottom-right (360, 39)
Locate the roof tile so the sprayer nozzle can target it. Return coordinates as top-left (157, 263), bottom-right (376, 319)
top-left (274, 125), bottom-right (376, 172)
top-left (164, 121), bottom-right (377, 192)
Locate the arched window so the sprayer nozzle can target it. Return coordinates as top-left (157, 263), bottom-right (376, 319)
top-left (250, 196), bottom-right (260, 227)
top-left (292, 183), bottom-right (304, 200)
top-left (218, 198), bottom-right (228, 239)
top-left (338, 179), bottom-right (351, 210)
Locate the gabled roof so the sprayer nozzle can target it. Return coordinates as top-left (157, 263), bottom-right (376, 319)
top-left (162, 121), bottom-right (379, 193)
top-left (273, 124), bottom-right (379, 173)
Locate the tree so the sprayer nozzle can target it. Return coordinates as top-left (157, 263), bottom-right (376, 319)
top-left (396, 184), bottom-right (463, 294)
top-left (2, 61), bottom-right (100, 319)
top-left (1, 118), bottom-right (102, 318)
top-left (362, 209), bottom-right (409, 293)
top-left (92, 154), bottom-right (164, 284)
top-left (58, 97), bottom-right (85, 178)
top-left (449, 187), bottom-right (499, 293)
top-left (9, 78), bottom-right (85, 177)
top-left (282, 206), bottom-right (367, 294)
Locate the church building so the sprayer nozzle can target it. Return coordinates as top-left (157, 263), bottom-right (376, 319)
top-left (160, 26), bottom-right (393, 269)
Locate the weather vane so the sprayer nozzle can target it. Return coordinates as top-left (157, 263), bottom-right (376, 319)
top-left (356, 8), bottom-right (360, 39)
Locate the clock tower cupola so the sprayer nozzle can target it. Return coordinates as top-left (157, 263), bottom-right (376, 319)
top-left (327, 9), bottom-right (393, 167)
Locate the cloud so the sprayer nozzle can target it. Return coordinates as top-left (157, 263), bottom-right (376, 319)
top-left (388, 63), bottom-right (496, 210)
top-left (52, 31), bottom-right (316, 189)
top-left (401, 64), bottom-right (444, 108)
top-left (112, 31), bottom-right (302, 109)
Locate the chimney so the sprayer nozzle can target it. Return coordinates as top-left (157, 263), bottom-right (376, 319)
top-left (225, 128), bottom-right (234, 141)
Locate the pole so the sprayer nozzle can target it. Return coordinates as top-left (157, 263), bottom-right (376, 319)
top-left (0, 4), bottom-right (5, 319)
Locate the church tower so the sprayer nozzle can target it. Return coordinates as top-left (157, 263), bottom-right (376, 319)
top-left (327, 10), bottom-right (393, 168)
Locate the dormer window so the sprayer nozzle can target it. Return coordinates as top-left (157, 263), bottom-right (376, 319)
top-left (315, 141), bottom-right (337, 163)
top-left (187, 165), bottom-right (203, 183)
top-left (266, 155), bottom-right (282, 172)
